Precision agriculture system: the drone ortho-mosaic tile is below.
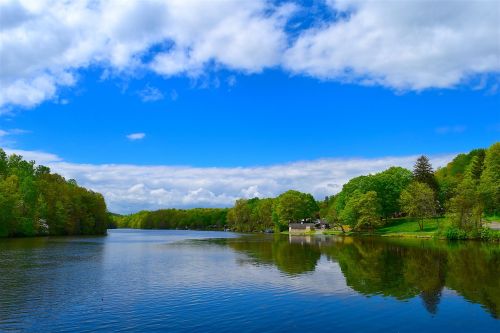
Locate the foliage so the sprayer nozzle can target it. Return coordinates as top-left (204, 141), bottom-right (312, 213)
top-left (413, 155), bottom-right (439, 193)
top-left (479, 142), bottom-right (500, 215)
top-left (0, 148), bottom-right (109, 237)
top-left (435, 149), bottom-right (486, 204)
top-left (479, 228), bottom-right (500, 242)
top-left (324, 197), bottom-right (346, 232)
top-left (274, 190), bottom-right (319, 231)
top-left (448, 157), bottom-right (483, 231)
top-left (113, 208), bottom-right (228, 230)
top-left (445, 227), bottom-right (468, 240)
top-left (340, 190), bottom-right (382, 231)
top-left (334, 167), bottom-right (412, 219)
top-left (399, 182), bottom-right (437, 231)
top-left (226, 197), bottom-right (275, 232)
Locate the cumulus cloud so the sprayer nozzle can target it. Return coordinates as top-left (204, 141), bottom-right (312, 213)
top-left (3, 148), bottom-right (454, 214)
top-left (1, 0), bottom-right (498, 110)
top-left (126, 132), bottom-right (145, 141)
top-left (3, 148), bottom-right (62, 164)
top-left (0, 0), bottom-right (293, 109)
top-left (284, 0), bottom-right (500, 90)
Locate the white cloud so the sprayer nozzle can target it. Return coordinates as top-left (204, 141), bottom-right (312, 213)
top-left (126, 132), bottom-right (145, 141)
top-left (0, 128), bottom-right (30, 145)
top-left (3, 148), bottom-right (61, 164)
top-left (1, 0), bottom-right (497, 110)
top-left (284, 0), bottom-right (500, 90)
top-left (2, 148), bottom-right (454, 214)
top-left (138, 85), bottom-right (164, 102)
top-left (0, 0), bottom-right (294, 109)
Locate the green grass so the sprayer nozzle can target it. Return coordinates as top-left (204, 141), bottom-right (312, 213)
top-left (321, 218), bottom-right (447, 238)
top-left (484, 215), bottom-right (500, 223)
top-left (322, 230), bottom-right (350, 236)
top-left (316, 216), bottom-right (497, 240)
top-left (374, 217), bottom-right (450, 238)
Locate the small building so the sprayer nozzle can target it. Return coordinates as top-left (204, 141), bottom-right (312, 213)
top-left (315, 220), bottom-right (330, 230)
top-left (289, 222), bottom-right (315, 234)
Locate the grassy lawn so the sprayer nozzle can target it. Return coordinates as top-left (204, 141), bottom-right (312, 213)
top-left (484, 215), bottom-right (500, 223)
top-left (320, 217), bottom-right (449, 238)
top-left (322, 230), bottom-right (354, 236)
top-left (374, 217), bottom-right (447, 237)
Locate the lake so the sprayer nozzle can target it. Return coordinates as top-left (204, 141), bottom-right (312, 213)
top-left (0, 229), bottom-right (499, 332)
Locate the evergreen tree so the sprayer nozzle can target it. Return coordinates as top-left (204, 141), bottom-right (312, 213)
top-left (413, 156), bottom-right (439, 193)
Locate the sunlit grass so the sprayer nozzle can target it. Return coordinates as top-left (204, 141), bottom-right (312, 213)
top-left (375, 217), bottom-right (449, 236)
top-left (484, 215), bottom-right (500, 222)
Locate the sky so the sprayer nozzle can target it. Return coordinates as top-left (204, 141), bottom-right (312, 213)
top-left (0, 0), bottom-right (499, 213)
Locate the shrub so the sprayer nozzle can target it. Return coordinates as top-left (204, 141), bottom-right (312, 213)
top-left (480, 228), bottom-right (500, 242)
top-left (445, 227), bottom-right (468, 240)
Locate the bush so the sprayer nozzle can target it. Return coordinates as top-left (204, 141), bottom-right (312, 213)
top-left (480, 228), bottom-right (500, 242)
top-left (445, 227), bottom-right (468, 240)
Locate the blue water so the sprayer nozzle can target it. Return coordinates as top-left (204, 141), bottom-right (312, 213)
top-left (0, 229), bottom-right (499, 332)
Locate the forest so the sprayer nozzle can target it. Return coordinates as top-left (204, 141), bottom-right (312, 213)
top-left (114, 142), bottom-right (499, 240)
top-left (2, 142), bottom-right (499, 240)
top-left (112, 208), bottom-right (228, 230)
top-left (0, 149), bottom-right (110, 237)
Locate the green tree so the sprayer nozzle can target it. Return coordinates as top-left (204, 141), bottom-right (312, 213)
top-left (231, 199), bottom-right (252, 232)
top-left (274, 190), bottom-right (319, 230)
top-left (479, 142), bottom-right (500, 216)
top-left (340, 191), bottom-right (382, 230)
top-left (332, 167), bottom-right (412, 220)
top-left (449, 158), bottom-right (484, 231)
top-left (325, 198), bottom-right (346, 233)
top-left (435, 149), bottom-right (486, 205)
top-left (0, 148), bottom-right (110, 238)
top-left (372, 167), bottom-right (413, 218)
top-left (413, 155), bottom-right (439, 193)
top-left (400, 182), bottom-right (437, 231)
top-left (357, 191), bottom-right (382, 230)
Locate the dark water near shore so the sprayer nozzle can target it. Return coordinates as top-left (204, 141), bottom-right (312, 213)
top-left (0, 229), bottom-right (499, 332)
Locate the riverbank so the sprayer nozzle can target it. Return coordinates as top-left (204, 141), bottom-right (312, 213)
top-left (294, 217), bottom-right (500, 241)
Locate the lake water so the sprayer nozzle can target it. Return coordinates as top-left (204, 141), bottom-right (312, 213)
top-left (1, 229), bottom-right (499, 332)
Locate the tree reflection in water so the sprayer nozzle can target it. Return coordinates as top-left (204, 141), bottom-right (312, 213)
top-left (220, 234), bottom-right (500, 318)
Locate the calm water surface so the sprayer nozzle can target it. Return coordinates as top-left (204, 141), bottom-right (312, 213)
top-left (0, 229), bottom-right (499, 332)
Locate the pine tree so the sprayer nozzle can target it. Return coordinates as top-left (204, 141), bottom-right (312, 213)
top-left (413, 155), bottom-right (439, 193)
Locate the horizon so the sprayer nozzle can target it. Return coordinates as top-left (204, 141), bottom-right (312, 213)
top-left (1, 0), bottom-right (499, 213)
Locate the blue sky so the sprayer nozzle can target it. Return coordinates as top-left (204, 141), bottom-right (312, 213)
top-left (3, 68), bottom-right (498, 166)
top-left (0, 0), bottom-right (499, 212)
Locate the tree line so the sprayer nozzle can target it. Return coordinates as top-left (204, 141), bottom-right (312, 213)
top-left (227, 142), bottom-right (500, 237)
top-left (112, 208), bottom-right (228, 230)
top-left (114, 142), bottom-right (498, 237)
top-left (0, 149), bottom-right (110, 237)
